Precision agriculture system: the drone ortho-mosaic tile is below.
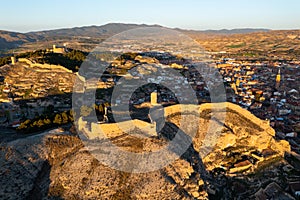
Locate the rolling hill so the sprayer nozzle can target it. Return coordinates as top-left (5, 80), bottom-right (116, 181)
top-left (0, 23), bottom-right (272, 52)
top-left (1, 23), bottom-right (299, 60)
top-left (0, 30), bottom-right (38, 51)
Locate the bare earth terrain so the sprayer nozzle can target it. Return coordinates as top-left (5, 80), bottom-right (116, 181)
top-left (0, 103), bottom-right (298, 199)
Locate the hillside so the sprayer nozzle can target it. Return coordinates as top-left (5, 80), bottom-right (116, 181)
top-left (0, 23), bottom-right (161, 52)
top-left (0, 23), bottom-right (273, 53)
top-left (0, 61), bottom-right (75, 101)
top-left (0, 30), bottom-right (38, 51)
top-left (0, 103), bottom-right (298, 199)
top-left (29, 23), bottom-right (162, 38)
top-left (1, 23), bottom-right (299, 60)
top-left (191, 30), bottom-right (300, 59)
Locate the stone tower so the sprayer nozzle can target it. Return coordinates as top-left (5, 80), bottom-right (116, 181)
top-left (11, 57), bottom-right (16, 65)
top-left (151, 91), bottom-right (158, 105)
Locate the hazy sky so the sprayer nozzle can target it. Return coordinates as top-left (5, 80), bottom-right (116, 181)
top-left (1, 0), bottom-right (300, 32)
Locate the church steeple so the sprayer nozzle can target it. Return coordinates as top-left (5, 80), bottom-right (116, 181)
top-left (276, 68), bottom-right (281, 83)
top-left (275, 68), bottom-right (281, 89)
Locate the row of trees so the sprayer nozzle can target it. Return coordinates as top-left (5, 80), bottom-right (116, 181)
top-left (0, 50), bottom-right (47, 67)
top-left (17, 102), bottom-right (110, 133)
top-left (0, 49), bottom-right (88, 72)
top-left (35, 49), bottom-right (87, 72)
top-left (17, 110), bottom-right (74, 133)
top-left (17, 49), bottom-right (45, 58)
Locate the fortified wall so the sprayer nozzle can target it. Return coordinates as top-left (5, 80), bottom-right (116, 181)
top-left (77, 102), bottom-right (276, 142)
top-left (17, 58), bottom-right (73, 73)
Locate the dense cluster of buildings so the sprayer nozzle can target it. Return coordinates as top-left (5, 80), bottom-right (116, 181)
top-left (218, 59), bottom-right (300, 153)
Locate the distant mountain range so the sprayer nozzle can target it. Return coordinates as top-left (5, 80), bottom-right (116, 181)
top-left (0, 23), bottom-right (271, 51)
top-left (0, 30), bottom-right (37, 50)
top-left (194, 28), bottom-right (270, 34)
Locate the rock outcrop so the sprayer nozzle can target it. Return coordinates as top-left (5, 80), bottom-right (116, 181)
top-left (0, 102), bottom-right (295, 199)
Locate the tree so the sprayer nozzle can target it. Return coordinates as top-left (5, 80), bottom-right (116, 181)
top-left (36, 119), bottom-right (45, 128)
top-left (17, 119), bottom-right (31, 130)
top-left (68, 110), bottom-right (74, 122)
top-left (44, 118), bottom-right (51, 125)
top-left (61, 112), bottom-right (69, 124)
top-left (53, 113), bottom-right (62, 124)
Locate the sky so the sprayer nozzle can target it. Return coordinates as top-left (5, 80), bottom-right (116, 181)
top-left (1, 0), bottom-right (300, 32)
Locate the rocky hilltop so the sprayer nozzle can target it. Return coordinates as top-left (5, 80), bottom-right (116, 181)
top-left (0, 102), bottom-right (299, 199)
top-left (0, 61), bottom-right (75, 100)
